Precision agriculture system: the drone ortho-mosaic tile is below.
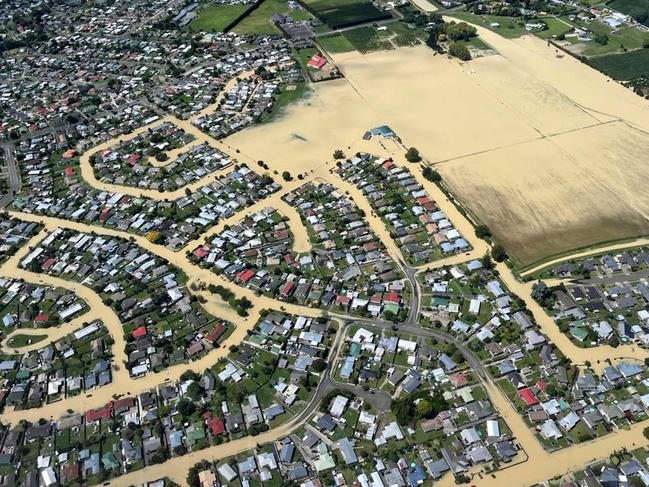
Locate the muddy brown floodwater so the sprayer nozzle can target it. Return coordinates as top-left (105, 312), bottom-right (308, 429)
top-left (5, 21), bottom-right (649, 487)
top-left (226, 30), bottom-right (649, 268)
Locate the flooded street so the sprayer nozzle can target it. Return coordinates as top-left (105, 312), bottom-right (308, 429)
top-left (4, 19), bottom-right (649, 487)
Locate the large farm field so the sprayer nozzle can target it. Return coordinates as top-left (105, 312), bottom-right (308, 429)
top-left (302, 0), bottom-right (391, 29)
top-left (439, 133), bottom-right (649, 268)
top-left (586, 48), bottom-right (649, 80)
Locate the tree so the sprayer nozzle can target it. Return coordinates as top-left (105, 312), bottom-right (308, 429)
top-left (480, 252), bottom-right (494, 270)
top-left (311, 358), bottom-right (327, 373)
top-left (426, 22), bottom-right (444, 49)
top-left (531, 282), bottom-right (550, 302)
top-left (445, 22), bottom-right (477, 41)
top-left (449, 42), bottom-right (471, 61)
top-left (474, 224), bottom-right (491, 239)
top-left (180, 370), bottom-right (199, 381)
top-left (146, 230), bottom-right (164, 244)
top-left (405, 147), bottom-right (421, 162)
top-left (544, 384), bottom-right (558, 397)
top-left (383, 310), bottom-right (397, 322)
top-left (282, 171), bottom-right (293, 181)
top-left (187, 382), bottom-right (203, 401)
top-left (595, 33), bottom-right (608, 45)
top-left (333, 149), bottom-right (345, 159)
top-left (429, 391), bottom-right (450, 415)
top-left (391, 396), bottom-right (416, 425)
top-left (491, 244), bottom-right (507, 262)
top-left (451, 349), bottom-right (465, 364)
top-left (422, 166), bottom-right (441, 182)
top-left (416, 399), bottom-right (433, 418)
top-left (177, 398), bottom-right (196, 417)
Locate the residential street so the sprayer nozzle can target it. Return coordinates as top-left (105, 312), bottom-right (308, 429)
top-left (0, 143), bottom-right (20, 209)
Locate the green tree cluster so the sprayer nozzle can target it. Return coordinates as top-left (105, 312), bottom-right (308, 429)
top-left (449, 42), bottom-right (471, 61)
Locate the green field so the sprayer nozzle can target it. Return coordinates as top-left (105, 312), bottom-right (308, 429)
top-left (459, 35), bottom-right (492, 50)
top-left (587, 48), bottom-right (649, 80)
top-left (189, 3), bottom-right (249, 32)
top-left (534, 17), bottom-right (574, 39)
top-left (565, 17), bottom-right (649, 57)
top-left (610, 0), bottom-right (649, 26)
top-left (304, 0), bottom-right (390, 29)
top-left (296, 47), bottom-right (319, 72)
top-left (233, 0), bottom-right (287, 35)
top-left (288, 7), bottom-right (313, 21)
top-left (317, 33), bottom-right (356, 53)
top-left (449, 12), bottom-right (528, 38)
top-left (343, 26), bottom-right (392, 52)
top-left (261, 82), bottom-right (311, 122)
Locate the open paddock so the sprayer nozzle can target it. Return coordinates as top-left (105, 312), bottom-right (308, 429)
top-left (439, 125), bottom-right (649, 268)
top-left (303, 0), bottom-right (390, 29)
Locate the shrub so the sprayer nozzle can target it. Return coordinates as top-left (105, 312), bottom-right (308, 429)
top-left (449, 42), bottom-right (471, 61)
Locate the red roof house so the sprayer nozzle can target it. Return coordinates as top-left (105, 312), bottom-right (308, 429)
top-left (336, 295), bottom-right (351, 306)
top-left (132, 326), bottom-right (147, 339)
top-left (237, 269), bottom-right (255, 283)
top-left (449, 372), bottom-right (469, 388)
top-left (206, 324), bottom-right (227, 343)
top-left (86, 402), bottom-right (113, 423)
top-left (127, 153), bottom-right (140, 165)
top-left (519, 388), bottom-right (539, 406)
top-left (207, 417), bottom-right (225, 435)
top-left (280, 281), bottom-right (294, 298)
top-left (307, 53), bottom-right (327, 69)
top-left (100, 208), bottom-right (111, 222)
top-left (194, 247), bottom-right (208, 258)
top-left (383, 292), bottom-right (400, 304)
top-left (114, 397), bottom-right (136, 413)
